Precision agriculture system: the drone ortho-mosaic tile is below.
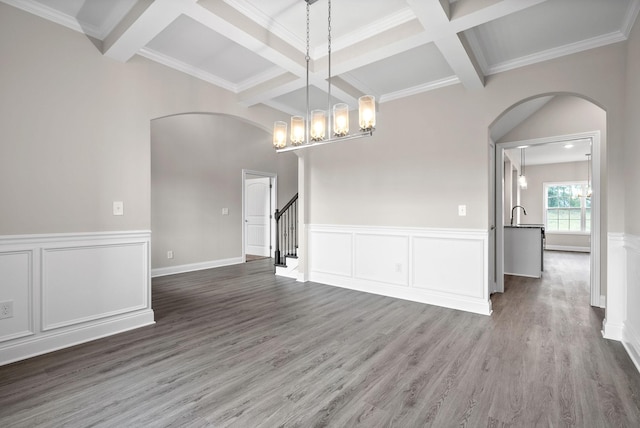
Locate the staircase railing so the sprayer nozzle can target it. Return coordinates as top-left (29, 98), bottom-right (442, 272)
top-left (274, 193), bottom-right (298, 267)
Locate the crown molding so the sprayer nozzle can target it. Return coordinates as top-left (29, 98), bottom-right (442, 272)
top-left (621, 0), bottom-right (640, 37)
top-left (236, 67), bottom-right (288, 93)
top-left (2, 0), bottom-right (102, 39)
top-left (1, 0), bottom-right (135, 40)
top-left (486, 30), bottom-right (628, 76)
top-left (138, 47), bottom-right (237, 93)
top-left (379, 76), bottom-right (460, 103)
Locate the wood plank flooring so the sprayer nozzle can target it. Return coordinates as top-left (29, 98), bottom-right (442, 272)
top-left (1, 251), bottom-right (639, 427)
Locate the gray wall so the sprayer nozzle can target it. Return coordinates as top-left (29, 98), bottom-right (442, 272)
top-left (625, 12), bottom-right (640, 236)
top-left (151, 114), bottom-right (297, 269)
top-left (0, 3), bottom-right (283, 235)
top-left (304, 45), bottom-right (626, 233)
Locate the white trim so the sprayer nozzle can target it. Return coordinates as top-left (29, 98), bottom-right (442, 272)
top-left (1, 0), bottom-right (136, 41)
top-left (599, 295), bottom-right (606, 309)
top-left (139, 48), bottom-right (238, 93)
top-left (622, 233), bottom-right (640, 372)
top-left (151, 256), bottom-right (243, 278)
top-left (486, 31), bottom-right (628, 76)
top-left (0, 310), bottom-right (154, 367)
top-left (379, 76), bottom-right (461, 104)
top-left (622, 0), bottom-right (640, 38)
top-left (545, 245), bottom-right (590, 253)
top-left (0, 230), bottom-right (151, 245)
top-left (603, 233), bottom-right (626, 340)
top-left (307, 224), bottom-right (492, 316)
top-left (623, 323), bottom-right (640, 375)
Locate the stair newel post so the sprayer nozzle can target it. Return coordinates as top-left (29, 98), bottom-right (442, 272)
top-left (274, 208), bottom-right (281, 267)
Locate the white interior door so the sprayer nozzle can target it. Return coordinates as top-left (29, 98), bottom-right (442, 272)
top-left (245, 177), bottom-right (271, 257)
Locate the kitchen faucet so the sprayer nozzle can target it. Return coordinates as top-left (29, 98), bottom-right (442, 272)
top-left (511, 205), bottom-right (527, 225)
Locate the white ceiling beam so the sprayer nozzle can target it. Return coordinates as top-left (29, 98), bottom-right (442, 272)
top-left (406, 0), bottom-right (484, 90)
top-left (103, 0), bottom-right (195, 62)
top-left (192, 0), bottom-right (306, 76)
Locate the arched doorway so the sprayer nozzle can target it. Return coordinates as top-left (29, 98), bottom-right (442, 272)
top-left (489, 93), bottom-right (605, 307)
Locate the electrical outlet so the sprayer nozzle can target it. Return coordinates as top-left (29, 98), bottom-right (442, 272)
top-left (0, 301), bottom-right (13, 319)
top-left (167, 250), bottom-right (174, 259)
top-left (458, 205), bottom-right (467, 216)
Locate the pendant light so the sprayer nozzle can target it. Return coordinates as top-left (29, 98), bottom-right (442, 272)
top-left (272, 0), bottom-right (376, 152)
top-left (518, 147), bottom-right (528, 189)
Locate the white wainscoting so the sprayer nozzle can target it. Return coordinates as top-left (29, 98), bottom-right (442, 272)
top-left (307, 225), bottom-right (492, 315)
top-left (0, 231), bottom-right (154, 366)
top-left (623, 234), bottom-right (640, 373)
top-left (603, 233), bottom-right (626, 340)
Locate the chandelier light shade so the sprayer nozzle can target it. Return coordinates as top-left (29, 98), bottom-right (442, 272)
top-left (272, 0), bottom-right (376, 152)
top-left (333, 103), bottom-right (349, 137)
top-left (291, 116), bottom-right (305, 145)
top-left (359, 95), bottom-right (376, 131)
top-left (310, 109), bottom-right (326, 141)
top-left (273, 121), bottom-right (287, 149)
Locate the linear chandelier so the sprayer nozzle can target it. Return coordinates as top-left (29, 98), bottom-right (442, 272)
top-left (273, 0), bottom-right (376, 153)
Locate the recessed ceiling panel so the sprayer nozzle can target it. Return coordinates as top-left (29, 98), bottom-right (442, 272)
top-left (231, 0), bottom-right (411, 49)
top-left (147, 15), bottom-right (279, 84)
top-left (344, 43), bottom-right (454, 97)
top-left (469, 0), bottom-right (632, 67)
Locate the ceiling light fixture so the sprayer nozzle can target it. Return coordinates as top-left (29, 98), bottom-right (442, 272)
top-left (518, 147), bottom-right (528, 189)
top-left (273, 0), bottom-right (376, 152)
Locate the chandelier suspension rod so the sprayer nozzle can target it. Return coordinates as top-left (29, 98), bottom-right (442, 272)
top-left (327, 0), bottom-right (332, 138)
top-left (305, 0), bottom-right (310, 145)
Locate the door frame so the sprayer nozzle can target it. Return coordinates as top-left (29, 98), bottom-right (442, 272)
top-left (493, 131), bottom-right (601, 306)
top-left (242, 169), bottom-right (277, 262)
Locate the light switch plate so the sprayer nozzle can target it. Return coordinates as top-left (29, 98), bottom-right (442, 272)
top-left (113, 201), bottom-right (124, 216)
top-left (222, 208), bottom-right (229, 215)
top-left (458, 205), bottom-right (467, 216)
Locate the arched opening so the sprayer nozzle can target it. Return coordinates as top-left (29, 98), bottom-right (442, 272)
top-left (488, 93), bottom-right (605, 311)
top-left (150, 112), bottom-right (298, 277)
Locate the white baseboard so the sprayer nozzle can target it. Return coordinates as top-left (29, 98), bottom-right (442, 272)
top-left (0, 310), bottom-right (154, 367)
top-left (623, 322), bottom-right (640, 375)
top-left (307, 224), bottom-right (492, 316)
top-left (602, 319), bottom-right (624, 341)
top-left (545, 245), bottom-right (590, 253)
top-left (275, 256), bottom-right (298, 279)
top-left (151, 256), bottom-right (243, 277)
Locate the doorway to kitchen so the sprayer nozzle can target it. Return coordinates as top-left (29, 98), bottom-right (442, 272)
top-left (495, 131), bottom-right (601, 306)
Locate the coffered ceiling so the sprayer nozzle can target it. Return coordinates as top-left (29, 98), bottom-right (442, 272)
top-left (4, 0), bottom-right (639, 117)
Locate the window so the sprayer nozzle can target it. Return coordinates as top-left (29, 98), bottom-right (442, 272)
top-left (544, 182), bottom-right (591, 233)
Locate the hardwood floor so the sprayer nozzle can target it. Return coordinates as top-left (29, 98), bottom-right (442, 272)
top-left (1, 251), bottom-right (639, 427)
